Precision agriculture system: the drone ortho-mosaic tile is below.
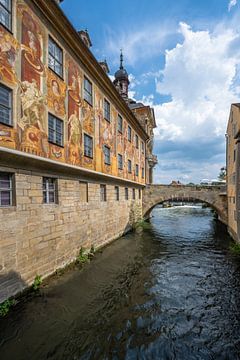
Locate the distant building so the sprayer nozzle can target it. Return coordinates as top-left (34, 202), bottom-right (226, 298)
top-left (226, 104), bottom-right (240, 241)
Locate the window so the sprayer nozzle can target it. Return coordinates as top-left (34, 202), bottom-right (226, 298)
top-left (135, 164), bottom-right (139, 177)
top-left (0, 83), bottom-right (12, 126)
top-left (104, 99), bottom-right (110, 122)
top-left (84, 133), bottom-right (93, 158)
top-left (128, 125), bottom-right (132, 142)
top-left (118, 114), bottom-right (123, 133)
top-left (48, 113), bottom-right (63, 146)
top-left (79, 181), bottom-right (88, 202)
top-left (104, 145), bottom-right (111, 165)
top-left (132, 188), bottom-right (135, 200)
top-left (128, 159), bottom-right (132, 173)
top-left (135, 134), bottom-right (139, 149)
top-left (43, 177), bottom-right (57, 204)
top-left (0, 0), bottom-right (12, 31)
top-left (125, 187), bottom-right (128, 200)
top-left (115, 186), bottom-right (119, 201)
top-left (48, 37), bottom-right (63, 77)
top-left (100, 184), bottom-right (107, 202)
top-left (0, 172), bottom-right (13, 206)
top-left (142, 167), bottom-right (145, 179)
top-left (141, 141), bottom-right (144, 154)
top-left (84, 77), bottom-right (93, 105)
top-left (139, 189), bottom-right (141, 199)
top-left (118, 154), bottom-right (123, 170)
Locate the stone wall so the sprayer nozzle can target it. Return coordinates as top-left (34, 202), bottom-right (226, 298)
top-left (0, 171), bottom-right (142, 303)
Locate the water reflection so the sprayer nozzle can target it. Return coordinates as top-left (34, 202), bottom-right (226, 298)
top-left (1, 205), bottom-right (240, 359)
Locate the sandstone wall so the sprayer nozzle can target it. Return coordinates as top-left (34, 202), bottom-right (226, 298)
top-left (0, 171), bottom-right (142, 303)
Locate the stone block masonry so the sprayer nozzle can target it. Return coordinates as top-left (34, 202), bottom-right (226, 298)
top-left (0, 171), bottom-right (142, 303)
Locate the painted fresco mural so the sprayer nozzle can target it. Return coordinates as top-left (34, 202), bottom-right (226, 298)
top-left (0, 0), bottom-right (145, 184)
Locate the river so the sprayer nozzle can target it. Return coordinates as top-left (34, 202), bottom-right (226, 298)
top-left (1, 205), bottom-right (240, 359)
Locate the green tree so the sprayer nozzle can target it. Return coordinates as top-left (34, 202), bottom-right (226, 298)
top-left (218, 167), bottom-right (226, 181)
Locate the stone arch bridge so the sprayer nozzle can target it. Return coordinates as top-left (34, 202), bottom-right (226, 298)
top-left (143, 185), bottom-right (228, 225)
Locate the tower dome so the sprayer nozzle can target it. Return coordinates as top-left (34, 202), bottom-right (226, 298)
top-left (113, 50), bottom-right (130, 100)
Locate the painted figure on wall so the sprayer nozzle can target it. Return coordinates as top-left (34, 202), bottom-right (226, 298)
top-left (67, 58), bottom-right (83, 165)
top-left (47, 70), bottom-right (66, 118)
top-left (0, 27), bottom-right (19, 85)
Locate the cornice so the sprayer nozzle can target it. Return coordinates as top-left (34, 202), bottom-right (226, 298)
top-left (30, 0), bottom-right (149, 141)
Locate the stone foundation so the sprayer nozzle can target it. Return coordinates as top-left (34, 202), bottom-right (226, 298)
top-left (0, 171), bottom-right (142, 303)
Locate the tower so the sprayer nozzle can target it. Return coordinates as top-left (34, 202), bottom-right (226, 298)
top-left (113, 50), bottom-right (129, 101)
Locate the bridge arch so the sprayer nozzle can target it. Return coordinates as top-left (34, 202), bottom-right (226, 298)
top-left (142, 185), bottom-right (228, 225)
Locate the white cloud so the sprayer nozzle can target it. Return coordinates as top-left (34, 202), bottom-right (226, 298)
top-left (152, 21), bottom-right (240, 183)
top-left (228, 0), bottom-right (237, 11)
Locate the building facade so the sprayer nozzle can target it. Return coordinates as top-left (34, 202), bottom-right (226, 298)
top-left (0, 0), bottom-right (157, 302)
top-left (226, 104), bottom-right (240, 242)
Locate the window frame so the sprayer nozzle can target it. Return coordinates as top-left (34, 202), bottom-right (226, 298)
top-left (132, 188), bottom-right (135, 200)
top-left (0, 82), bottom-right (13, 127)
top-left (128, 159), bottom-right (132, 173)
top-left (128, 125), bottom-right (132, 142)
top-left (48, 113), bottom-right (64, 147)
top-left (139, 189), bottom-right (141, 199)
top-left (135, 134), bottom-right (139, 149)
top-left (104, 98), bottom-right (111, 122)
top-left (135, 164), bottom-right (139, 177)
top-left (100, 184), bottom-right (107, 202)
top-left (84, 133), bottom-right (93, 158)
top-left (0, 0), bottom-right (12, 33)
top-left (0, 172), bottom-right (14, 207)
top-left (117, 114), bottom-right (123, 133)
top-left (125, 187), bottom-right (128, 200)
top-left (48, 36), bottom-right (63, 79)
top-left (43, 177), bottom-right (58, 205)
top-left (103, 144), bottom-right (111, 165)
top-left (118, 153), bottom-right (123, 170)
top-left (83, 76), bottom-right (93, 106)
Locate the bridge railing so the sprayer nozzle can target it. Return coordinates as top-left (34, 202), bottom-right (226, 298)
top-left (146, 184), bottom-right (226, 192)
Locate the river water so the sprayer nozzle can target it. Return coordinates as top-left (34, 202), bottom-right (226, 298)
top-left (1, 205), bottom-right (240, 360)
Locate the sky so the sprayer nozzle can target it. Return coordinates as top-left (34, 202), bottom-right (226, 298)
top-left (61, 0), bottom-right (240, 184)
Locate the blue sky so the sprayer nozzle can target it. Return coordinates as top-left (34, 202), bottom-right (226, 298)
top-left (61, 0), bottom-right (240, 184)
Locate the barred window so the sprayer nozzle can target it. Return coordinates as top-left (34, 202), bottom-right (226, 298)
top-left (0, 0), bottom-right (12, 31)
top-left (48, 113), bottom-right (63, 146)
top-left (128, 159), bottom-right (132, 173)
top-left (0, 172), bottom-right (13, 206)
top-left (118, 154), bottom-right (123, 170)
top-left (104, 99), bottom-right (110, 122)
top-left (118, 114), bottom-right (123, 133)
top-left (125, 187), bottom-right (128, 200)
top-left (48, 37), bottom-right (63, 77)
top-left (84, 133), bottom-right (93, 158)
top-left (0, 83), bottom-right (12, 126)
top-left (104, 145), bottom-right (111, 165)
top-left (100, 184), bottom-right (106, 202)
top-left (135, 164), bottom-right (139, 177)
top-left (84, 77), bottom-right (93, 105)
top-left (115, 186), bottom-right (119, 201)
top-left (135, 134), bottom-right (139, 149)
top-left (139, 189), bottom-right (141, 199)
top-left (128, 125), bottom-right (132, 142)
top-left (43, 177), bottom-right (57, 204)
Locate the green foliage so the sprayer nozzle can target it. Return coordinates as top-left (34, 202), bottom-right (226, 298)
top-left (0, 299), bottom-right (15, 317)
top-left (135, 219), bottom-right (151, 230)
top-left (76, 247), bottom-right (89, 264)
top-left (230, 242), bottom-right (240, 255)
top-left (32, 275), bottom-right (42, 291)
top-left (218, 166), bottom-right (226, 181)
